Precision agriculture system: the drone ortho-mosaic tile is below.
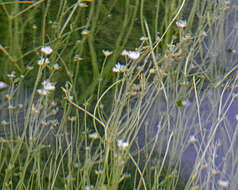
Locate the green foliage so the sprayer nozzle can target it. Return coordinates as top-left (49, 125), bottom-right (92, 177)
top-left (0, 0), bottom-right (236, 189)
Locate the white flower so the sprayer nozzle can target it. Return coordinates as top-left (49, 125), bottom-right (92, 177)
top-left (181, 100), bottom-right (190, 107)
top-left (201, 31), bottom-right (208, 37)
top-left (117, 139), bottom-right (129, 150)
top-left (32, 24), bottom-right (37, 30)
top-left (0, 81), bottom-right (8, 90)
top-left (37, 57), bottom-right (50, 66)
top-left (102, 49), bottom-right (112, 57)
top-left (127, 51), bottom-right (140, 60)
top-left (95, 169), bottom-right (104, 175)
top-left (217, 179), bottom-right (229, 188)
top-left (89, 132), bottom-right (99, 140)
top-left (140, 36), bottom-right (149, 41)
top-left (37, 80), bottom-right (55, 96)
top-left (41, 46), bottom-right (53, 55)
top-left (53, 63), bottom-right (60, 70)
top-left (26, 66), bottom-right (34, 71)
top-left (112, 63), bottom-right (127, 73)
top-left (42, 80), bottom-right (55, 91)
top-left (8, 105), bottom-right (15, 110)
top-left (74, 55), bottom-right (83, 62)
top-left (37, 88), bottom-right (49, 96)
top-left (31, 105), bottom-right (40, 114)
top-left (121, 50), bottom-right (140, 59)
top-left (233, 93), bottom-right (238, 98)
top-left (176, 20), bottom-right (187, 28)
top-left (121, 50), bottom-right (128, 56)
top-left (81, 29), bottom-right (89, 35)
top-left (7, 72), bottom-right (16, 79)
top-left (189, 135), bottom-right (197, 144)
top-left (79, 2), bottom-right (88, 7)
top-left (73, 162), bottom-right (80, 168)
top-left (66, 116), bottom-right (76, 122)
top-left (235, 114), bottom-right (238, 122)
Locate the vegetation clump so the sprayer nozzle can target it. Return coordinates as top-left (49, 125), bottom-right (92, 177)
top-left (0, 0), bottom-right (237, 189)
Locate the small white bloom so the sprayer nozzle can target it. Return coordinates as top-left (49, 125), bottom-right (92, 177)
top-left (79, 2), bottom-right (88, 7)
top-left (68, 116), bottom-right (76, 122)
top-left (41, 46), bottom-right (53, 55)
top-left (53, 63), bottom-right (60, 70)
top-left (235, 114), bottom-right (238, 122)
top-left (37, 80), bottom-right (55, 96)
top-left (127, 51), bottom-right (140, 60)
top-left (181, 99), bottom-right (190, 107)
top-left (189, 135), bottom-right (197, 143)
top-left (112, 67), bottom-right (120, 72)
top-left (95, 169), bottom-right (104, 175)
top-left (201, 31), bottom-right (208, 37)
top-left (176, 20), bottom-right (187, 28)
top-left (211, 169), bottom-right (218, 175)
top-left (66, 174), bottom-right (74, 182)
top-left (121, 50), bottom-right (128, 56)
top-left (37, 88), bottom-right (49, 96)
top-left (0, 81), bottom-right (8, 90)
top-left (74, 55), bottom-right (83, 62)
top-left (8, 105), bottom-right (15, 110)
top-left (217, 179), bottom-right (229, 188)
top-left (112, 63), bottom-right (127, 73)
top-left (37, 57), bottom-right (50, 66)
top-left (102, 49), bottom-right (112, 57)
top-left (81, 29), bottom-right (89, 35)
top-left (32, 24), bottom-right (37, 30)
top-left (89, 132), bottom-right (99, 140)
top-left (18, 104), bottom-right (24, 109)
top-left (140, 36), bottom-right (149, 41)
top-left (73, 162), bottom-right (80, 168)
top-left (85, 185), bottom-right (94, 190)
top-left (31, 105), bottom-right (40, 115)
top-left (42, 80), bottom-right (55, 91)
top-left (117, 139), bottom-right (129, 150)
top-left (233, 93), bottom-right (238, 98)
top-left (7, 72), bottom-right (16, 79)
top-left (26, 66), bottom-right (34, 71)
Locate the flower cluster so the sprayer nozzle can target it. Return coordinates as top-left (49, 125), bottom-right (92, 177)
top-left (112, 63), bottom-right (127, 73)
top-left (37, 46), bottom-right (53, 66)
top-left (37, 79), bottom-right (55, 96)
top-left (37, 57), bottom-right (50, 66)
top-left (121, 50), bottom-right (140, 60)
